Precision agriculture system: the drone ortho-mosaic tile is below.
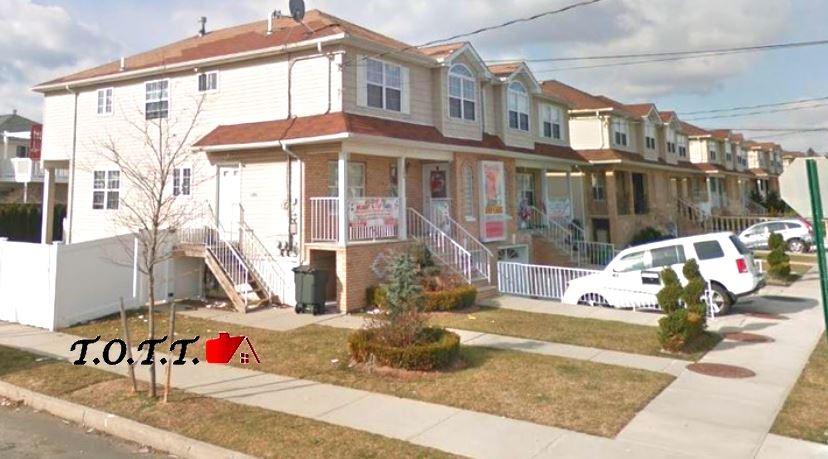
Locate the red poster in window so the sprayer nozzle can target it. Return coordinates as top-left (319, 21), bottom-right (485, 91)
top-left (29, 124), bottom-right (42, 160)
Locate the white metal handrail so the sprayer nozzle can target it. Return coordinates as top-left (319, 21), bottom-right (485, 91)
top-left (438, 212), bottom-right (492, 283)
top-left (239, 212), bottom-right (284, 303)
top-left (528, 206), bottom-right (617, 267)
top-left (407, 208), bottom-right (475, 282)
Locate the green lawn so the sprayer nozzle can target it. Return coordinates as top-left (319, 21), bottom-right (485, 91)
top-left (772, 335), bottom-right (828, 444)
top-left (66, 307), bottom-right (674, 437)
top-left (0, 346), bottom-right (453, 458)
top-left (429, 306), bottom-right (720, 361)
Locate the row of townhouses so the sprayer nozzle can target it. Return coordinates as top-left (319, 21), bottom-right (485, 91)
top-left (28, 10), bottom-right (795, 312)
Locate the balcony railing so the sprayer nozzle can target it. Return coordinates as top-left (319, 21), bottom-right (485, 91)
top-left (310, 197), bottom-right (402, 243)
top-left (0, 158), bottom-right (69, 183)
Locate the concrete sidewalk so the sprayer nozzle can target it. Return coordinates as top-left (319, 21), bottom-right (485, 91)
top-left (0, 321), bottom-right (684, 459)
top-left (183, 308), bottom-right (688, 376)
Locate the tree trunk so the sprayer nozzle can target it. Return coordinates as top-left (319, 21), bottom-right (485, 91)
top-left (147, 267), bottom-right (157, 398)
top-left (118, 298), bottom-right (138, 393)
top-left (163, 302), bottom-right (176, 403)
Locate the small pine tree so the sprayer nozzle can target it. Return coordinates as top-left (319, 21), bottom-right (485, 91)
top-left (656, 268), bottom-right (682, 314)
top-left (657, 259), bottom-right (708, 352)
top-left (383, 252), bottom-right (424, 321)
top-left (767, 233), bottom-right (791, 279)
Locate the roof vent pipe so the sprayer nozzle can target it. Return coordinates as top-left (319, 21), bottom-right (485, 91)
top-left (198, 16), bottom-right (207, 36)
top-left (119, 57), bottom-right (126, 71)
top-left (267, 10), bottom-right (282, 35)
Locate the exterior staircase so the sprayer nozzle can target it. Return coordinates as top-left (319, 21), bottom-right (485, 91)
top-left (524, 206), bottom-right (616, 267)
top-left (677, 198), bottom-right (772, 235)
top-left (407, 208), bottom-right (492, 284)
top-left (177, 205), bottom-right (286, 313)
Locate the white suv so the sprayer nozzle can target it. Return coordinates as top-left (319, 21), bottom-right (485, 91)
top-left (562, 233), bottom-right (764, 315)
top-left (738, 219), bottom-right (813, 253)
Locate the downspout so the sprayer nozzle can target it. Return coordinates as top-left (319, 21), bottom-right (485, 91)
top-left (65, 84), bottom-right (79, 244)
top-left (282, 143), bottom-right (303, 263)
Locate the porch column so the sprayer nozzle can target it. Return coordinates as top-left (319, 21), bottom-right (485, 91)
top-left (397, 156), bottom-right (407, 240)
top-left (540, 169), bottom-right (549, 214)
top-left (565, 170), bottom-right (574, 220)
top-left (40, 166), bottom-right (56, 244)
top-left (337, 151), bottom-right (349, 247)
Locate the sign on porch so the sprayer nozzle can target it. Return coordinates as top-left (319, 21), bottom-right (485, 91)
top-left (480, 161), bottom-right (506, 242)
top-left (348, 197), bottom-right (401, 239)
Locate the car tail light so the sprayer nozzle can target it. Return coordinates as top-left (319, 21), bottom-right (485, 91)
top-left (799, 218), bottom-right (814, 232)
top-left (736, 258), bottom-right (749, 274)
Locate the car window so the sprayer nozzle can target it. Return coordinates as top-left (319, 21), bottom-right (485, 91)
top-left (729, 235), bottom-right (750, 255)
top-left (614, 251), bottom-right (646, 272)
top-left (785, 222), bottom-right (803, 230)
top-left (746, 223), bottom-right (767, 235)
top-left (767, 222), bottom-right (787, 232)
top-left (650, 245), bottom-right (687, 269)
top-left (694, 240), bottom-right (725, 260)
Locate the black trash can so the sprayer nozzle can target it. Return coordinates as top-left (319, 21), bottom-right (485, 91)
top-left (292, 266), bottom-right (329, 315)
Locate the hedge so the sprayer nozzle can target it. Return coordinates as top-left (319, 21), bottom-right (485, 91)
top-left (348, 327), bottom-right (460, 371)
top-left (423, 285), bottom-right (477, 312)
top-left (0, 203), bottom-right (65, 242)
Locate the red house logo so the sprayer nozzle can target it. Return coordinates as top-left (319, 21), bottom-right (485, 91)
top-left (205, 332), bottom-right (261, 365)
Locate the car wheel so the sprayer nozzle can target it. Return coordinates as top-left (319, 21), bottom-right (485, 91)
top-left (709, 283), bottom-right (733, 316)
top-left (787, 238), bottom-right (806, 254)
top-left (577, 293), bottom-right (610, 308)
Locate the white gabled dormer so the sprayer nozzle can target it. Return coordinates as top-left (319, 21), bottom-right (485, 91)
top-left (488, 62), bottom-right (543, 149)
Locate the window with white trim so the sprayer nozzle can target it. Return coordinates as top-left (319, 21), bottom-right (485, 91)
top-left (173, 167), bottom-right (192, 197)
top-left (709, 144), bottom-right (717, 161)
top-left (613, 118), bottom-right (629, 146)
top-left (507, 82), bottom-right (529, 131)
top-left (540, 104), bottom-right (562, 140)
top-left (328, 162), bottom-right (366, 198)
top-left (97, 88), bottom-right (113, 115)
top-left (366, 58), bottom-right (402, 112)
top-left (198, 72), bottom-right (218, 92)
top-left (677, 135), bottom-right (688, 157)
top-left (93, 170), bottom-right (120, 210)
top-left (666, 130), bottom-right (676, 154)
top-left (448, 64), bottom-right (476, 121)
top-left (462, 164), bottom-right (475, 220)
top-left (725, 143), bottom-right (733, 163)
top-left (591, 173), bottom-right (606, 201)
top-left (15, 145), bottom-right (28, 158)
top-left (644, 124), bottom-right (656, 150)
top-left (145, 80), bottom-right (169, 120)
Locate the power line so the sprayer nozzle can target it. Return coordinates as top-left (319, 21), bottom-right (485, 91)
top-left (685, 102), bottom-right (828, 121)
top-left (678, 96), bottom-right (828, 115)
top-left (727, 127), bottom-right (828, 132)
top-left (339, 0), bottom-right (605, 69)
top-left (487, 38), bottom-right (828, 63)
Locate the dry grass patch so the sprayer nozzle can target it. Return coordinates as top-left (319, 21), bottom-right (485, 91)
top-left (429, 306), bottom-right (719, 361)
top-left (67, 308), bottom-right (674, 437)
top-left (0, 346), bottom-right (453, 458)
top-left (772, 334), bottom-right (828, 444)
top-left (760, 261), bottom-right (812, 286)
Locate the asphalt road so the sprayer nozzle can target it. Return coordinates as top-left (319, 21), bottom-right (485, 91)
top-left (0, 399), bottom-right (166, 458)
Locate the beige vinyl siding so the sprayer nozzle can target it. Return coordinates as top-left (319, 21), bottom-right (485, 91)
top-left (237, 156), bottom-right (296, 249)
top-left (438, 54), bottom-right (483, 141)
top-left (569, 117), bottom-right (608, 150)
top-left (535, 100), bottom-right (570, 147)
top-left (500, 74), bottom-right (535, 149)
top-left (42, 92), bottom-right (77, 161)
top-left (483, 83), bottom-right (498, 136)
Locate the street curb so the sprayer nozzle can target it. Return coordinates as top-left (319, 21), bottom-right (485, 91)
top-left (0, 380), bottom-right (255, 459)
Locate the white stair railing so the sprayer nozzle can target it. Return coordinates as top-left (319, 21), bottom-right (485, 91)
top-left (239, 206), bottom-right (285, 303)
top-left (437, 212), bottom-right (493, 283)
top-left (528, 206), bottom-right (617, 267)
top-left (407, 208), bottom-right (475, 283)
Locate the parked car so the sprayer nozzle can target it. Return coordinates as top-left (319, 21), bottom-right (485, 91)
top-left (562, 233), bottom-right (764, 315)
top-left (738, 219), bottom-right (813, 253)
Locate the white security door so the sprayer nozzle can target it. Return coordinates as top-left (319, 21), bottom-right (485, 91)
top-left (423, 163), bottom-right (451, 231)
top-left (217, 166), bottom-right (241, 240)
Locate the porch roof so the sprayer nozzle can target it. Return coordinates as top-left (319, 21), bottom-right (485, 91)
top-left (577, 149), bottom-right (703, 174)
top-left (193, 112), bottom-right (587, 163)
top-left (693, 163), bottom-right (754, 178)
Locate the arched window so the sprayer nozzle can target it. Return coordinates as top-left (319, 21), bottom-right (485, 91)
top-left (508, 82), bottom-right (529, 131)
top-left (462, 164), bottom-right (475, 220)
top-left (449, 64), bottom-right (476, 121)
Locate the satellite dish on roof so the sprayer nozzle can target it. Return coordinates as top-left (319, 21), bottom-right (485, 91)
top-left (289, 0), bottom-right (305, 22)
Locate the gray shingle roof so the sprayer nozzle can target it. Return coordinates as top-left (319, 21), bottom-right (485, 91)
top-left (0, 114), bottom-right (37, 133)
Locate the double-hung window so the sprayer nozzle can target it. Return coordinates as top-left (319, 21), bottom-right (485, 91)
top-left (591, 173), bottom-right (606, 201)
top-left (173, 167), bottom-right (192, 197)
top-left (198, 72), bottom-right (218, 92)
top-left (644, 124), bottom-right (656, 150)
top-left (366, 58), bottom-right (402, 112)
top-left (93, 170), bottom-right (120, 210)
top-left (507, 82), bottom-right (529, 131)
top-left (15, 145), bottom-right (28, 158)
top-left (97, 88), bottom-right (113, 115)
top-left (540, 104), bottom-right (562, 140)
top-left (448, 64), bottom-right (476, 121)
top-left (613, 119), bottom-right (629, 146)
top-left (709, 148), bottom-right (717, 161)
top-left (145, 80), bottom-right (169, 120)
top-left (327, 162), bottom-right (366, 198)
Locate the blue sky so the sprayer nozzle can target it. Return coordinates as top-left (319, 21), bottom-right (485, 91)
top-left (4, 0), bottom-right (828, 151)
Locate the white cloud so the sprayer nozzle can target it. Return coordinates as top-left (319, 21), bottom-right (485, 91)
top-left (0, 0), bottom-right (121, 119)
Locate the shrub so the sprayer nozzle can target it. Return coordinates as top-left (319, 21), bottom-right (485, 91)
top-left (366, 285), bottom-right (388, 309)
top-left (767, 233), bottom-right (791, 279)
top-left (0, 203), bottom-right (65, 242)
top-left (348, 327), bottom-right (460, 371)
top-left (410, 242), bottom-right (436, 270)
top-left (656, 260), bottom-right (708, 352)
top-left (630, 227), bottom-right (669, 246)
top-left (423, 285), bottom-right (478, 312)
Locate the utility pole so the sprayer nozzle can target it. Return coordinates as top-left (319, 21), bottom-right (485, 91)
top-left (806, 159), bottom-right (828, 345)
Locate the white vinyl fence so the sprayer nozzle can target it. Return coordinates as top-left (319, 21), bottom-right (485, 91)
top-left (0, 235), bottom-right (202, 330)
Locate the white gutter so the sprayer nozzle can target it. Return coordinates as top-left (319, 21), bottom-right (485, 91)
top-left (32, 33), bottom-right (347, 92)
top-left (193, 132), bottom-right (351, 153)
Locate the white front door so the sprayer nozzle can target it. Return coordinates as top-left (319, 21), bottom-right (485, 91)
top-left (217, 166), bottom-right (241, 240)
top-left (423, 163), bottom-right (451, 230)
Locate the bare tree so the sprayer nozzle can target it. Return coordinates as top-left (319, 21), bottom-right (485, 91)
top-left (95, 94), bottom-right (206, 398)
